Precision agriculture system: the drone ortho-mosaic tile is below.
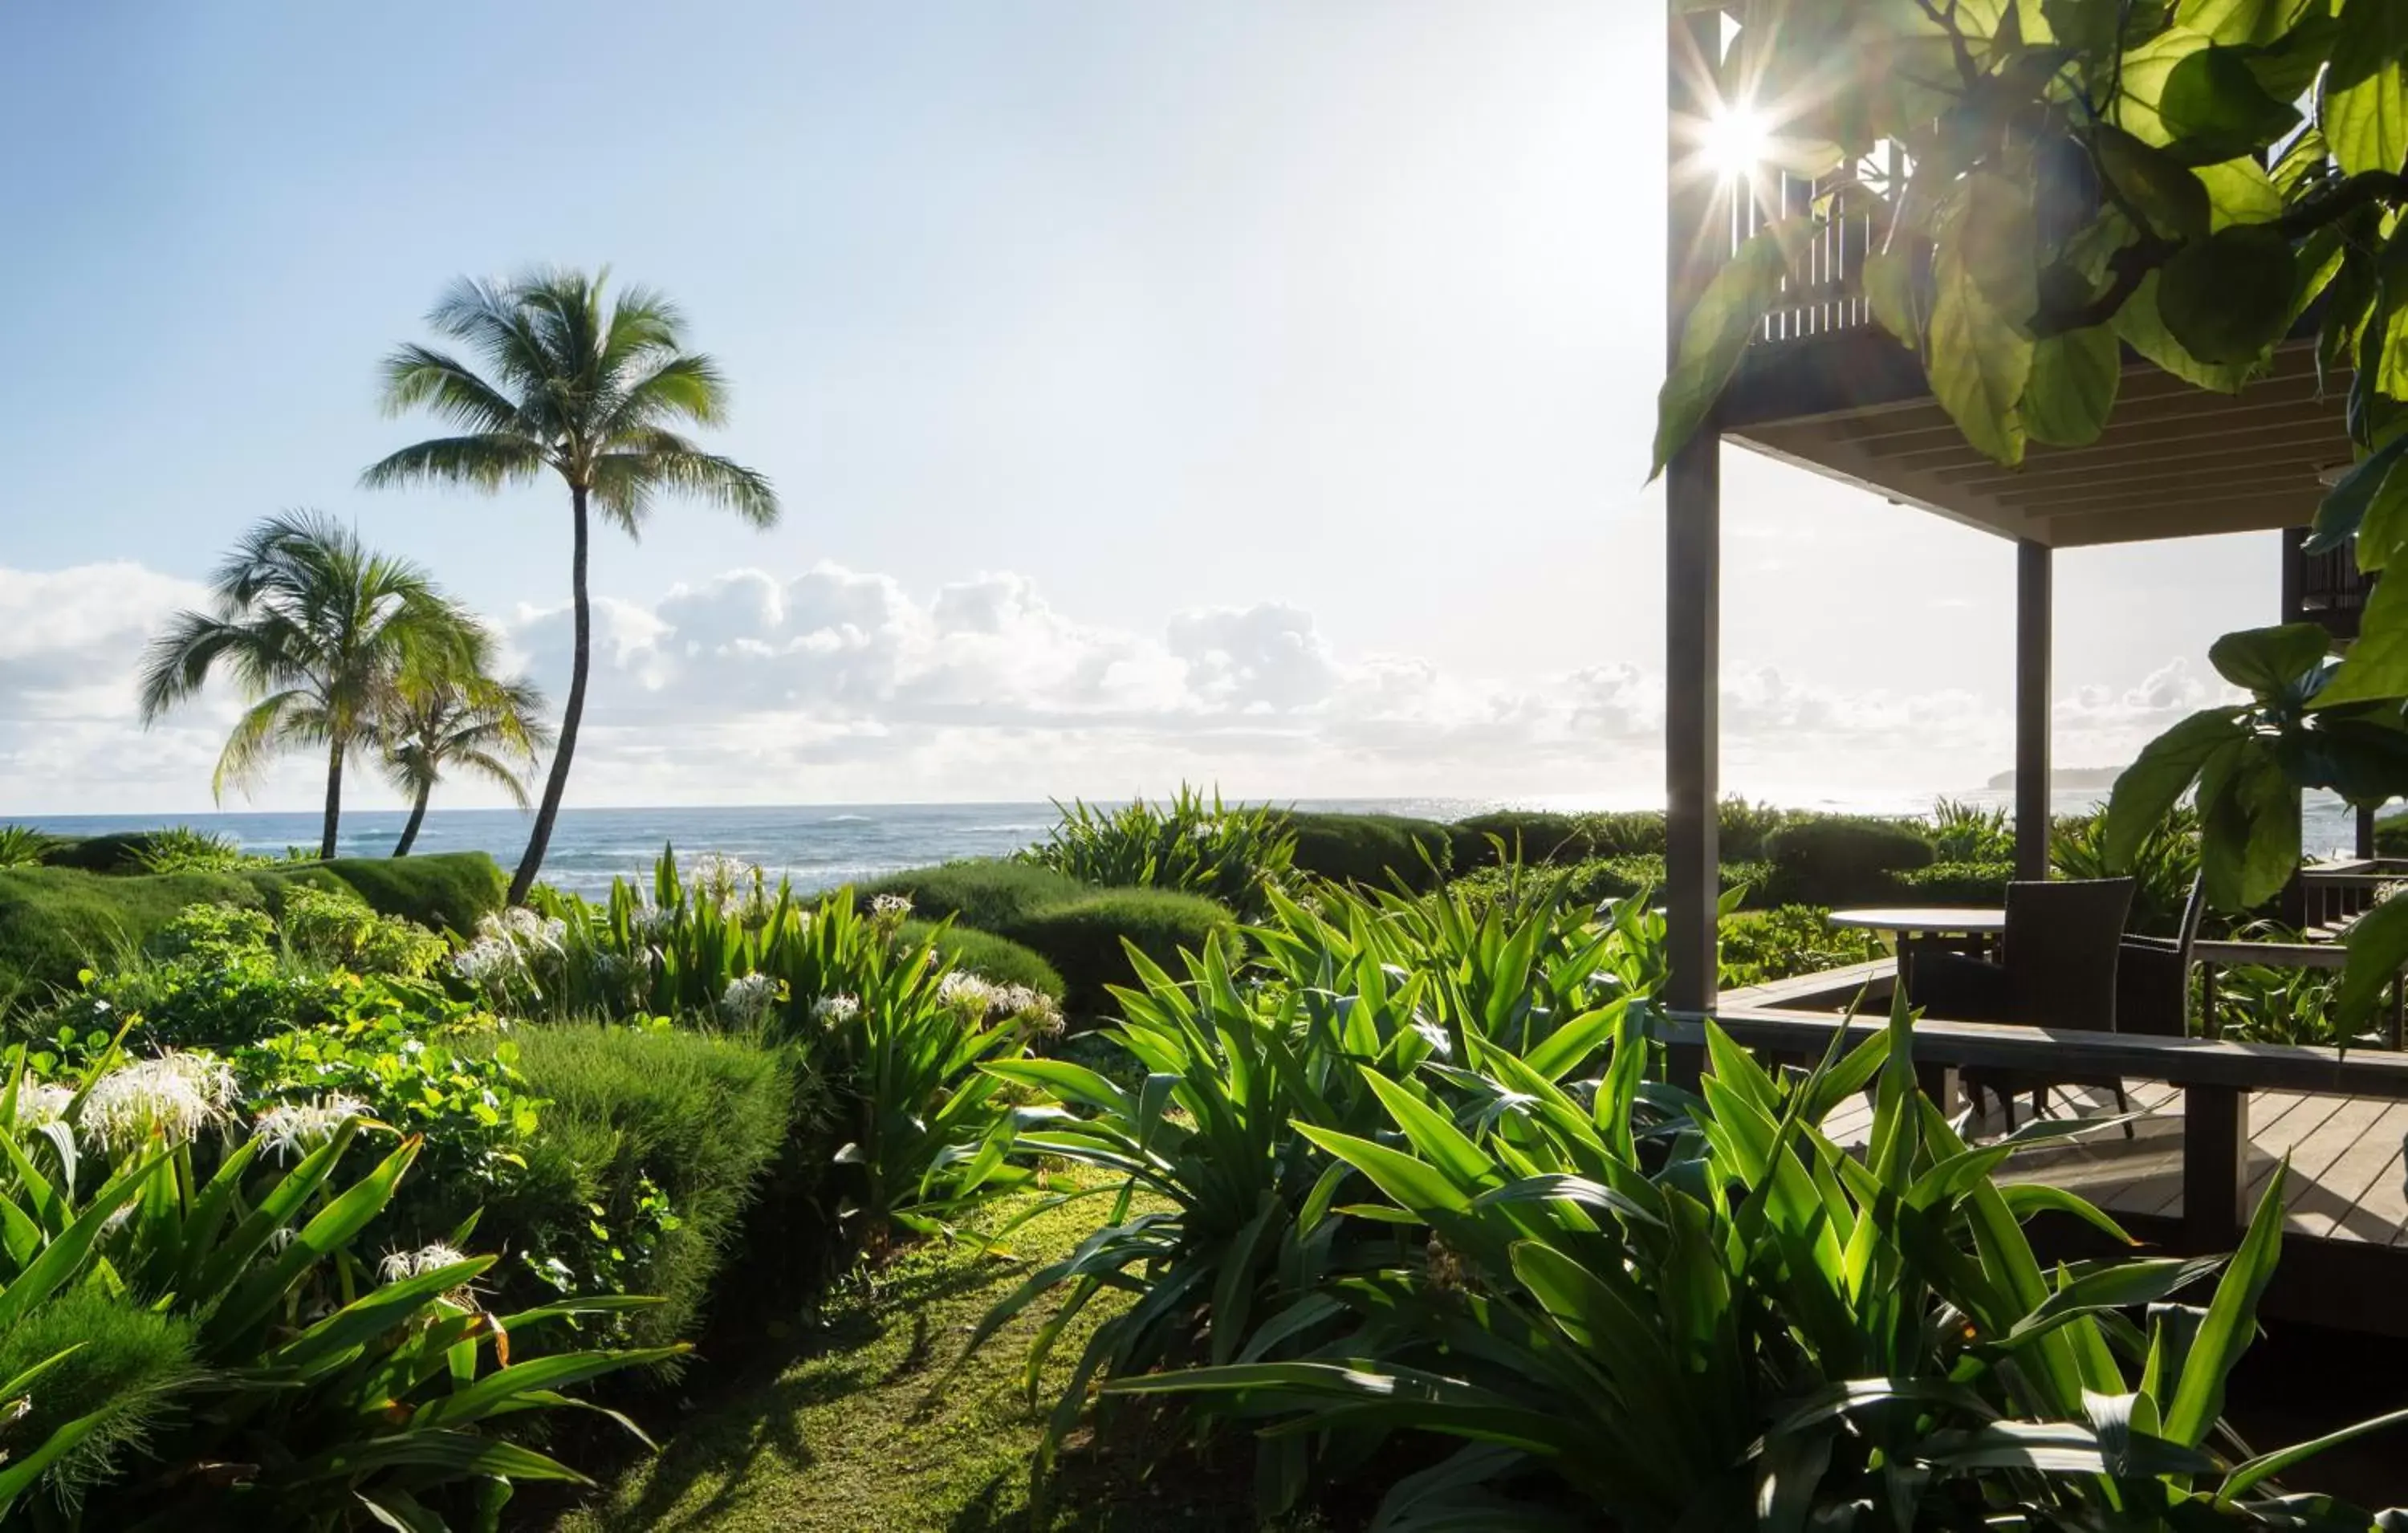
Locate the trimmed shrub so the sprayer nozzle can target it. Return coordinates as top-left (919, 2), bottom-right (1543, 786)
top-left (1284, 811), bottom-right (1454, 892)
top-left (0, 854), bottom-right (506, 1002)
top-left (506, 1023), bottom-right (802, 1352)
top-left (1719, 905), bottom-right (1889, 990)
top-left (1002, 889), bottom-right (1240, 1020)
top-left (1453, 855), bottom-right (1767, 912)
top-left (1574, 810), bottom-right (1668, 858)
top-left (2376, 810), bottom-right (2408, 858)
top-left (1890, 860), bottom-right (2013, 905)
top-left (856, 859), bottom-right (1088, 933)
top-left (903, 920), bottom-right (1065, 1001)
top-left (1763, 815), bottom-right (1936, 906)
top-left (1449, 811), bottom-right (1588, 870)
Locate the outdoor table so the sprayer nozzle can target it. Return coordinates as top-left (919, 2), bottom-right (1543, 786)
top-left (1826, 907), bottom-right (2007, 990)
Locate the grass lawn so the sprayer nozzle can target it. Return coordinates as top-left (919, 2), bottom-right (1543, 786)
top-left (551, 1181), bottom-right (1279, 1532)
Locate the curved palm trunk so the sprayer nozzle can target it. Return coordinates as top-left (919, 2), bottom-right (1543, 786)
top-left (393, 781), bottom-right (433, 857)
top-left (320, 737), bottom-right (344, 860)
top-left (511, 486), bottom-right (590, 903)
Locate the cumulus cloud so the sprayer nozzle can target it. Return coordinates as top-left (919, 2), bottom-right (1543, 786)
top-left (0, 556), bottom-right (2231, 811)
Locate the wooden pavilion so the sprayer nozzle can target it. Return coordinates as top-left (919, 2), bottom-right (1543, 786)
top-left (1661, 6), bottom-right (2403, 1330)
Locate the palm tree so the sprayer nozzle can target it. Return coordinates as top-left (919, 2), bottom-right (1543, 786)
top-left (138, 513), bottom-right (474, 860)
top-left (377, 624), bottom-right (553, 857)
top-left (362, 267), bottom-right (780, 902)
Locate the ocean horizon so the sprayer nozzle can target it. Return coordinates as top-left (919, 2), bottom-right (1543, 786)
top-left (13, 788), bottom-right (2368, 900)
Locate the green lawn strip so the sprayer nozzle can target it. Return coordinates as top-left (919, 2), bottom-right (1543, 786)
top-left (554, 1180), bottom-right (1275, 1532)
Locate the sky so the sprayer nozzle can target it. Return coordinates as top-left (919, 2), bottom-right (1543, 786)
top-left (0, 1), bottom-right (2268, 815)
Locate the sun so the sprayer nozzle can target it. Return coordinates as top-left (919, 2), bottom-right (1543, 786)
top-left (1699, 104), bottom-right (1773, 181)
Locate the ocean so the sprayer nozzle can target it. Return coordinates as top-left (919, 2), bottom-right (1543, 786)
top-left (14, 789), bottom-right (2369, 901)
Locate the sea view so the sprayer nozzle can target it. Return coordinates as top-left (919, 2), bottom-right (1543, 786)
top-left (19, 788), bottom-right (2369, 900)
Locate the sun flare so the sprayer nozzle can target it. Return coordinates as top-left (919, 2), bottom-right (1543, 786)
top-left (1699, 104), bottom-right (1773, 181)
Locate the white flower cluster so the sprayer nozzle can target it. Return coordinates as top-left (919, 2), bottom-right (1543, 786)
top-left (251, 1094), bottom-right (370, 1162)
top-left (686, 853), bottom-right (767, 922)
top-left (810, 992), bottom-right (861, 1025)
top-left (80, 1051), bottom-right (238, 1156)
top-left (936, 973), bottom-right (1064, 1032)
top-left (869, 893), bottom-right (914, 922)
top-left (376, 1241), bottom-right (483, 1307)
top-left (452, 908), bottom-right (568, 986)
top-left (720, 972), bottom-right (779, 1024)
top-left (9, 1083), bottom-right (74, 1132)
top-left (625, 902), bottom-right (678, 944)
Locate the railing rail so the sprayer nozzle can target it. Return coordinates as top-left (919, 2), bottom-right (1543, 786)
top-left (1671, 1005), bottom-right (2408, 1248)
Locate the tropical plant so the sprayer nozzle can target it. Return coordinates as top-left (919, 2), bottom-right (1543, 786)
top-left (1021, 785), bottom-right (1297, 920)
top-left (136, 513), bottom-right (478, 860)
top-left (1108, 1000), bottom-right (2408, 1527)
top-left (364, 269), bottom-right (781, 902)
top-left (1717, 904), bottom-right (1886, 989)
top-left (2057, 800), bottom-right (2204, 938)
top-left (128, 827), bottom-right (271, 874)
top-left (1649, 0), bottom-right (2408, 1029)
top-left (0, 827), bottom-right (54, 870)
top-left (1928, 796), bottom-right (2014, 864)
top-left (376, 620), bottom-right (551, 857)
top-left (970, 872), bottom-right (1658, 1493)
top-left (0, 1068), bottom-right (669, 1527)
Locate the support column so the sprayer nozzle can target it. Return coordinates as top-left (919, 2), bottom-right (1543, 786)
top-left (2015, 540), bottom-right (2052, 884)
top-left (1664, 6), bottom-right (1726, 1018)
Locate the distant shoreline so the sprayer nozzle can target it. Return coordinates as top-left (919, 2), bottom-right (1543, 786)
top-left (1985, 766), bottom-right (2124, 791)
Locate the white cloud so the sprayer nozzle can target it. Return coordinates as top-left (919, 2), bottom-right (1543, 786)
top-left (0, 557), bottom-right (2237, 813)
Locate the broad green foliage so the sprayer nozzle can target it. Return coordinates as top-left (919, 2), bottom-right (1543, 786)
top-left (128, 826), bottom-right (278, 874)
top-left (2058, 801), bottom-right (2206, 937)
top-left (1021, 786), bottom-right (1296, 921)
top-left (0, 830), bottom-right (54, 872)
top-left (506, 849), bottom-right (1051, 1238)
top-left (1929, 796), bottom-right (2016, 863)
top-left (1718, 904), bottom-right (1888, 987)
top-left (1653, 0), bottom-right (2408, 1023)
top-left (0, 1082), bottom-right (663, 1527)
top-left (2208, 922), bottom-right (2367, 1046)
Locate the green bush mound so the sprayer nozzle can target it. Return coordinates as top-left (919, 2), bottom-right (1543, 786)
top-left (0, 853), bottom-right (506, 1001)
top-left (902, 920), bottom-right (1065, 1000)
top-left (860, 860), bottom-right (1235, 1021)
top-left (2377, 809), bottom-right (2408, 858)
top-left (1283, 811), bottom-right (1454, 891)
top-left (1449, 810), bottom-right (1589, 869)
top-left (1763, 815), bottom-right (1936, 906)
top-left (1891, 859), bottom-right (2014, 905)
top-left (506, 1023), bottom-right (801, 1352)
top-left (856, 859), bottom-right (1087, 932)
top-left (1000, 889), bottom-right (1239, 1020)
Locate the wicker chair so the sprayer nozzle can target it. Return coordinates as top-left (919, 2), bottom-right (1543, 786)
top-left (1908, 877), bottom-right (2138, 1131)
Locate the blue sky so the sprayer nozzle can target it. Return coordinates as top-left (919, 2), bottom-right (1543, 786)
top-left (0, 2), bottom-right (2268, 812)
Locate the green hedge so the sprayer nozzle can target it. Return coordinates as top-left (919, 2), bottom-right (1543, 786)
top-left (1449, 811), bottom-right (1589, 870)
top-left (0, 854), bottom-right (506, 1001)
top-left (1283, 811), bottom-right (1454, 892)
top-left (856, 860), bottom-right (1087, 932)
top-left (1889, 860), bottom-right (2013, 905)
top-left (1763, 816), bottom-right (1936, 907)
top-left (999, 890), bottom-right (1240, 1020)
top-left (903, 921), bottom-right (1065, 1000)
top-left (858, 860), bottom-right (1236, 1022)
top-left (504, 1023), bottom-right (801, 1353)
top-left (2378, 811), bottom-right (2408, 859)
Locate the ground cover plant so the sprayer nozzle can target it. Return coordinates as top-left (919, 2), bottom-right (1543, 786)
top-left (1021, 786), bottom-right (1296, 921)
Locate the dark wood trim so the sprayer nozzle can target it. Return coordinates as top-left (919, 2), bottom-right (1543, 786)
top-left (2016, 541), bottom-right (2052, 883)
top-left (2183, 1084), bottom-right (2248, 1250)
top-left (1674, 1006), bottom-right (2408, 1098)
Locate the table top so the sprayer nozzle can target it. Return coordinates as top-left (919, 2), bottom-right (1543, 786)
top-left (1826, 906), bottom-right (2006, 934)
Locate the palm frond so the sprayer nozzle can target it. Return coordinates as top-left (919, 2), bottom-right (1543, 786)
top-left (376, 344), bottom-right (523, 433)
top-left (599, 352), bottom-right (728, 437)
top-left (592, 433), bottom-right (779, 531)
top-left (359, 435), bottom-right (547, 494)
top-left (212, 691), bottom-right (315, 801)
top-left (137, 612), bottom-right (259, 722)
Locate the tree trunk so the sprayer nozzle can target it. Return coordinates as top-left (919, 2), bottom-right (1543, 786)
top-left (319, 735), bottom-right (344, 860)
top-left (393, 782), bottom-right (433, 857)
top-left (511, 486), bottom-right (590, 904)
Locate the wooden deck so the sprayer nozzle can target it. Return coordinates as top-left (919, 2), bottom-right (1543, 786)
top-left (1820, 1082), bottom-right (2408, 1247)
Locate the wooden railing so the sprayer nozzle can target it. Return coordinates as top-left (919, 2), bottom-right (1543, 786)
top-left (2299, 544), bottom-right (2375, 640)
top-left (1739, 167), bottom-right (1883, 346)
top-left (1670, 1006), bottom-right (2408, 1250)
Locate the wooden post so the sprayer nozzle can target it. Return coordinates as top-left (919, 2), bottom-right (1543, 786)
top-left (2182, 1084), bottom-right (2249, 1250)
top-left (1915, 1063), bottom-right (1962, 1114)
top-left (1664, 6), bottom-right (1727, 1021)
top-left (2015, 540), bottom-right (2052, 884)
top-left (2358, 804), bottom-right (2377, 860)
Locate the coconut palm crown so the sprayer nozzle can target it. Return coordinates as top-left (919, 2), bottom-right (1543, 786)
top-left (137, 512), bottom-right (475, 859)
top-left (376, 623), bottom-right (553, 857)
top-left (362, 267), bottom-right (780, 901)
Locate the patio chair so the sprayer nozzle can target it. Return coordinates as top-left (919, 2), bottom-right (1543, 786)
top-left (1907, 877), bottom-right (2137, 1132)
top-left (2115, 876), bottom-right (2207, 1042)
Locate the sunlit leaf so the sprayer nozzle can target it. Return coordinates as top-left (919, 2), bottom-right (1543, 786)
top-left (2102, 709), bottom-right (2249, 869)
top-left (2325, 1), bottom-right (2408, 176)
top-left (1650, 221), bottom-right (1807, 479)
top-left (2156, 226), bottom-right (2299, 364)
top-left (2024, 326), bottom-right (2121, 447)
